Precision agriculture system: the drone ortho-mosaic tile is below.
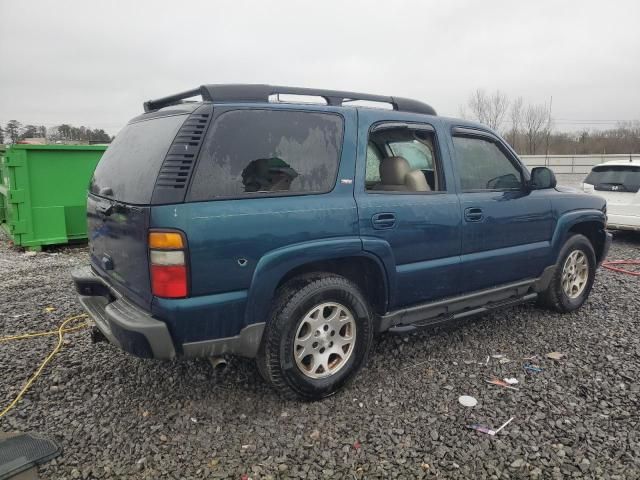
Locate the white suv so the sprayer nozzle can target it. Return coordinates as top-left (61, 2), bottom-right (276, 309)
top-left (583, 159), bottom-right (640, 231)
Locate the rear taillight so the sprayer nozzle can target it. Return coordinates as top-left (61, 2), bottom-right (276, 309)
top-left (149, 231), bottom-right (188, 298)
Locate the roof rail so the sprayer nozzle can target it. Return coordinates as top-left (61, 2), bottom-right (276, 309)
top-left (143, 84), bottom-right (437, 115)
top-left (143, 87), bottom-right (210, 113)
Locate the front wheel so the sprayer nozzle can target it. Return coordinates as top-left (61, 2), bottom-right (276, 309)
top-left (256, 273), bottom-right (374, 400)
top-left (539, 234), bottom-right (596, 313)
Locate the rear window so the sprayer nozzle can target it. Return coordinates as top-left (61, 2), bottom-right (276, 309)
top-left (90, 115), bottom-right (186, 204)
top-left (187, 109), bottom-right (343, 201)
top-left (585, 165), bottom-right (640, 193)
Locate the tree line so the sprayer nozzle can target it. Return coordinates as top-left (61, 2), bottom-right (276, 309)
top-left (461, 89), bottom-right (640, 155)
top-left (0, 120), bottom-right (112, 144)
top-left (3, 102), bottom-right (639, 154)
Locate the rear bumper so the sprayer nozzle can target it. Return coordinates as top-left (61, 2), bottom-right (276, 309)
top-left (607, 213), bottom-right (640, 231)
top-left (72, 266), bottom-right (265, 359)
top-left (607, 221), bottom-right (640, 232)
top-left (72, 266), bottom-right (176, 359)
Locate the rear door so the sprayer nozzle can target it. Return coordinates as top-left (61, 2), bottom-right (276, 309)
top-left (88, 113), bottom-right (189, 308)
top-left (449, 127), bottom-right (554, 291)
top-left (355, 110), bottom-right (462, 309)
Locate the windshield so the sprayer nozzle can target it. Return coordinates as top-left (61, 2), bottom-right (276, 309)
top-left (90, 114), bottom-right (187, 204)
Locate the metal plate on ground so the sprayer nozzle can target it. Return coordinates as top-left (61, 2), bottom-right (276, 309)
top-left (0, 433), bottom-right (61, 480)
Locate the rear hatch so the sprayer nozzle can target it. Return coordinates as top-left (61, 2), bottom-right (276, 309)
top-left (88, 113), bottom-right (189, 309)
top-left (584, 164), bottom-right (640, 214)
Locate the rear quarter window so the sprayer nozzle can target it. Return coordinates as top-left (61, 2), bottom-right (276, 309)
top-left (187, 109), bottom-right (344, 201)
top-left (90, 115), bottom-right (187, 204)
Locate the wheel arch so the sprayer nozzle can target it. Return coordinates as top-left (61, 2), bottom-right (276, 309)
top-left (567, 221), bottom-right (608, 264)
top-left (244, 238), bottom-right (390, 326)
top-left (551, 210), bottom-right (607, 264)
top-left (275, 255), bottom-right (389, 315)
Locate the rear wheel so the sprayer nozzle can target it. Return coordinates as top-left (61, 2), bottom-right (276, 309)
top-left (256, 273), bottom-right (374, 400)
top-left (539, 234), bottom-right (596, 313)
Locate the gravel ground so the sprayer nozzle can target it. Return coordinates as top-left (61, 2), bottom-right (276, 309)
top-left (1, 229), bottom-right (639, 479)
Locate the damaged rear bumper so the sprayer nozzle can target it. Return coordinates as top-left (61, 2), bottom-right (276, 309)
top-left (72, 266), bottom-right (176, 359)
top-left (71, 266), bottom-right (265, 359)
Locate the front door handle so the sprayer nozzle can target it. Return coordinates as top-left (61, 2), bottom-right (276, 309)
top-left (464, 207), bottom-right (484, 222)
top-left (372, 212), bottom-right (396, 229)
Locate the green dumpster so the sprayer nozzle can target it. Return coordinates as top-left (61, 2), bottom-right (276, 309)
top-left (0, 145), bottom-right (5, 225)
top-left (0, 144), bottom-right (107, 250)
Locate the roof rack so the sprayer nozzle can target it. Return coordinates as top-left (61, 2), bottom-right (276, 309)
top-left (143, 84), bottom-right (437, 116)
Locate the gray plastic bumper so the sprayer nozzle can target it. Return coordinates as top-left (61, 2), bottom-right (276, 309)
top-left (71, 266), bottom-right (176, 360)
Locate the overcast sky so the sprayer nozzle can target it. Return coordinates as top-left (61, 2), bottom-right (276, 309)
top-left (1, 0), bottom-right (639, 135)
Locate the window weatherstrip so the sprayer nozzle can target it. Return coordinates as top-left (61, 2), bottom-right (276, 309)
top-left (372, 122), bottom-right (435, 133)
top-left (451, 126), bottom-right (498, 141)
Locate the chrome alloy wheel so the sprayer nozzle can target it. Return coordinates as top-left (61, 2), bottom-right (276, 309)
top-left (561, 250), bottom-right (589, 299)
top-left (293, 302), bottom-right (356, 379)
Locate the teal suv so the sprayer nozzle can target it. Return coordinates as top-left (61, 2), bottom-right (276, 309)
top-left (73, 85), bottom-right (611, 400)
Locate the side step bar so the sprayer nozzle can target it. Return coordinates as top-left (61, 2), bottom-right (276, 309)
top-left (378, 274), bottom-right (551, 334)
top-left (387, 293), bottom-right (538, 334)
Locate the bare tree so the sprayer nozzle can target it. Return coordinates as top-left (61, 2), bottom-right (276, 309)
top-left (508, 96), bottom-right (523, 150)
top-left (5, 120), bottom-right (22, 143)
top-left (468, 89), bottom-right (489, 125)
top-left (524, 104), bottom-right (549, 154)
top-left (486, 90), bottom-right (509, 132)
top-left (467, 89), bottom-right (510, 131)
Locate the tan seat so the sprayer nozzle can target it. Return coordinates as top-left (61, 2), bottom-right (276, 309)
top-left (372, 156), bottom-right (430, 192)
top-left (405, 169), bottom-right (430, 191)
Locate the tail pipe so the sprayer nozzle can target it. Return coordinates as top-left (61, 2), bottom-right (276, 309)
top-left (209, 356), bottom-right (228, 372)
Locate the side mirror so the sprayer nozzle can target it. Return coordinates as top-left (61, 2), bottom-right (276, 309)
top-left (530, 167), bottom-right (557, 190)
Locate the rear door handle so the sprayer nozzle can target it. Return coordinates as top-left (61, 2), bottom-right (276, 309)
top-left (464, 207), bottom-right (484, 222)
top-left (372, 213), bottom-right (396, 229)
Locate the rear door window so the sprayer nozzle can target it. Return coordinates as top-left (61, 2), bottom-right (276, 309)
top-left (365, 143), bottom-right (383, 183)
top-left (187, 109), bottom-right (344, 201)
top-left (585, 165), bottom-right (640, 193)
top-left (90, 115), bottom-right (187, 204)
top-left (388, 139), bottom-right (434, 170)
top-left (366, 126), bottom-right (442, 192)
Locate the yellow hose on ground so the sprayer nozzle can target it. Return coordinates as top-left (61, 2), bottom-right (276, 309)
top-left (0, 314), bottom-right (88, 420)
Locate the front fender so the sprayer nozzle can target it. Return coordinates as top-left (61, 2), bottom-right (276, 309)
top-left (245, 237), bottom-right (373, 326)
top-left (550, 209), bottom-right (606, 261)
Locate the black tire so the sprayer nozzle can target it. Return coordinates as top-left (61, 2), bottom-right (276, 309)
top-left (256, 273), bottom-right (374, 401)
top-left (538, 234), bottom-right (596, 313)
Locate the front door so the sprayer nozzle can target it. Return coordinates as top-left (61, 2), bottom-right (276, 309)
top-left (449, 128), bottom-right (554, 292)
top-left (355, 113), bottom-right (461, 310)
